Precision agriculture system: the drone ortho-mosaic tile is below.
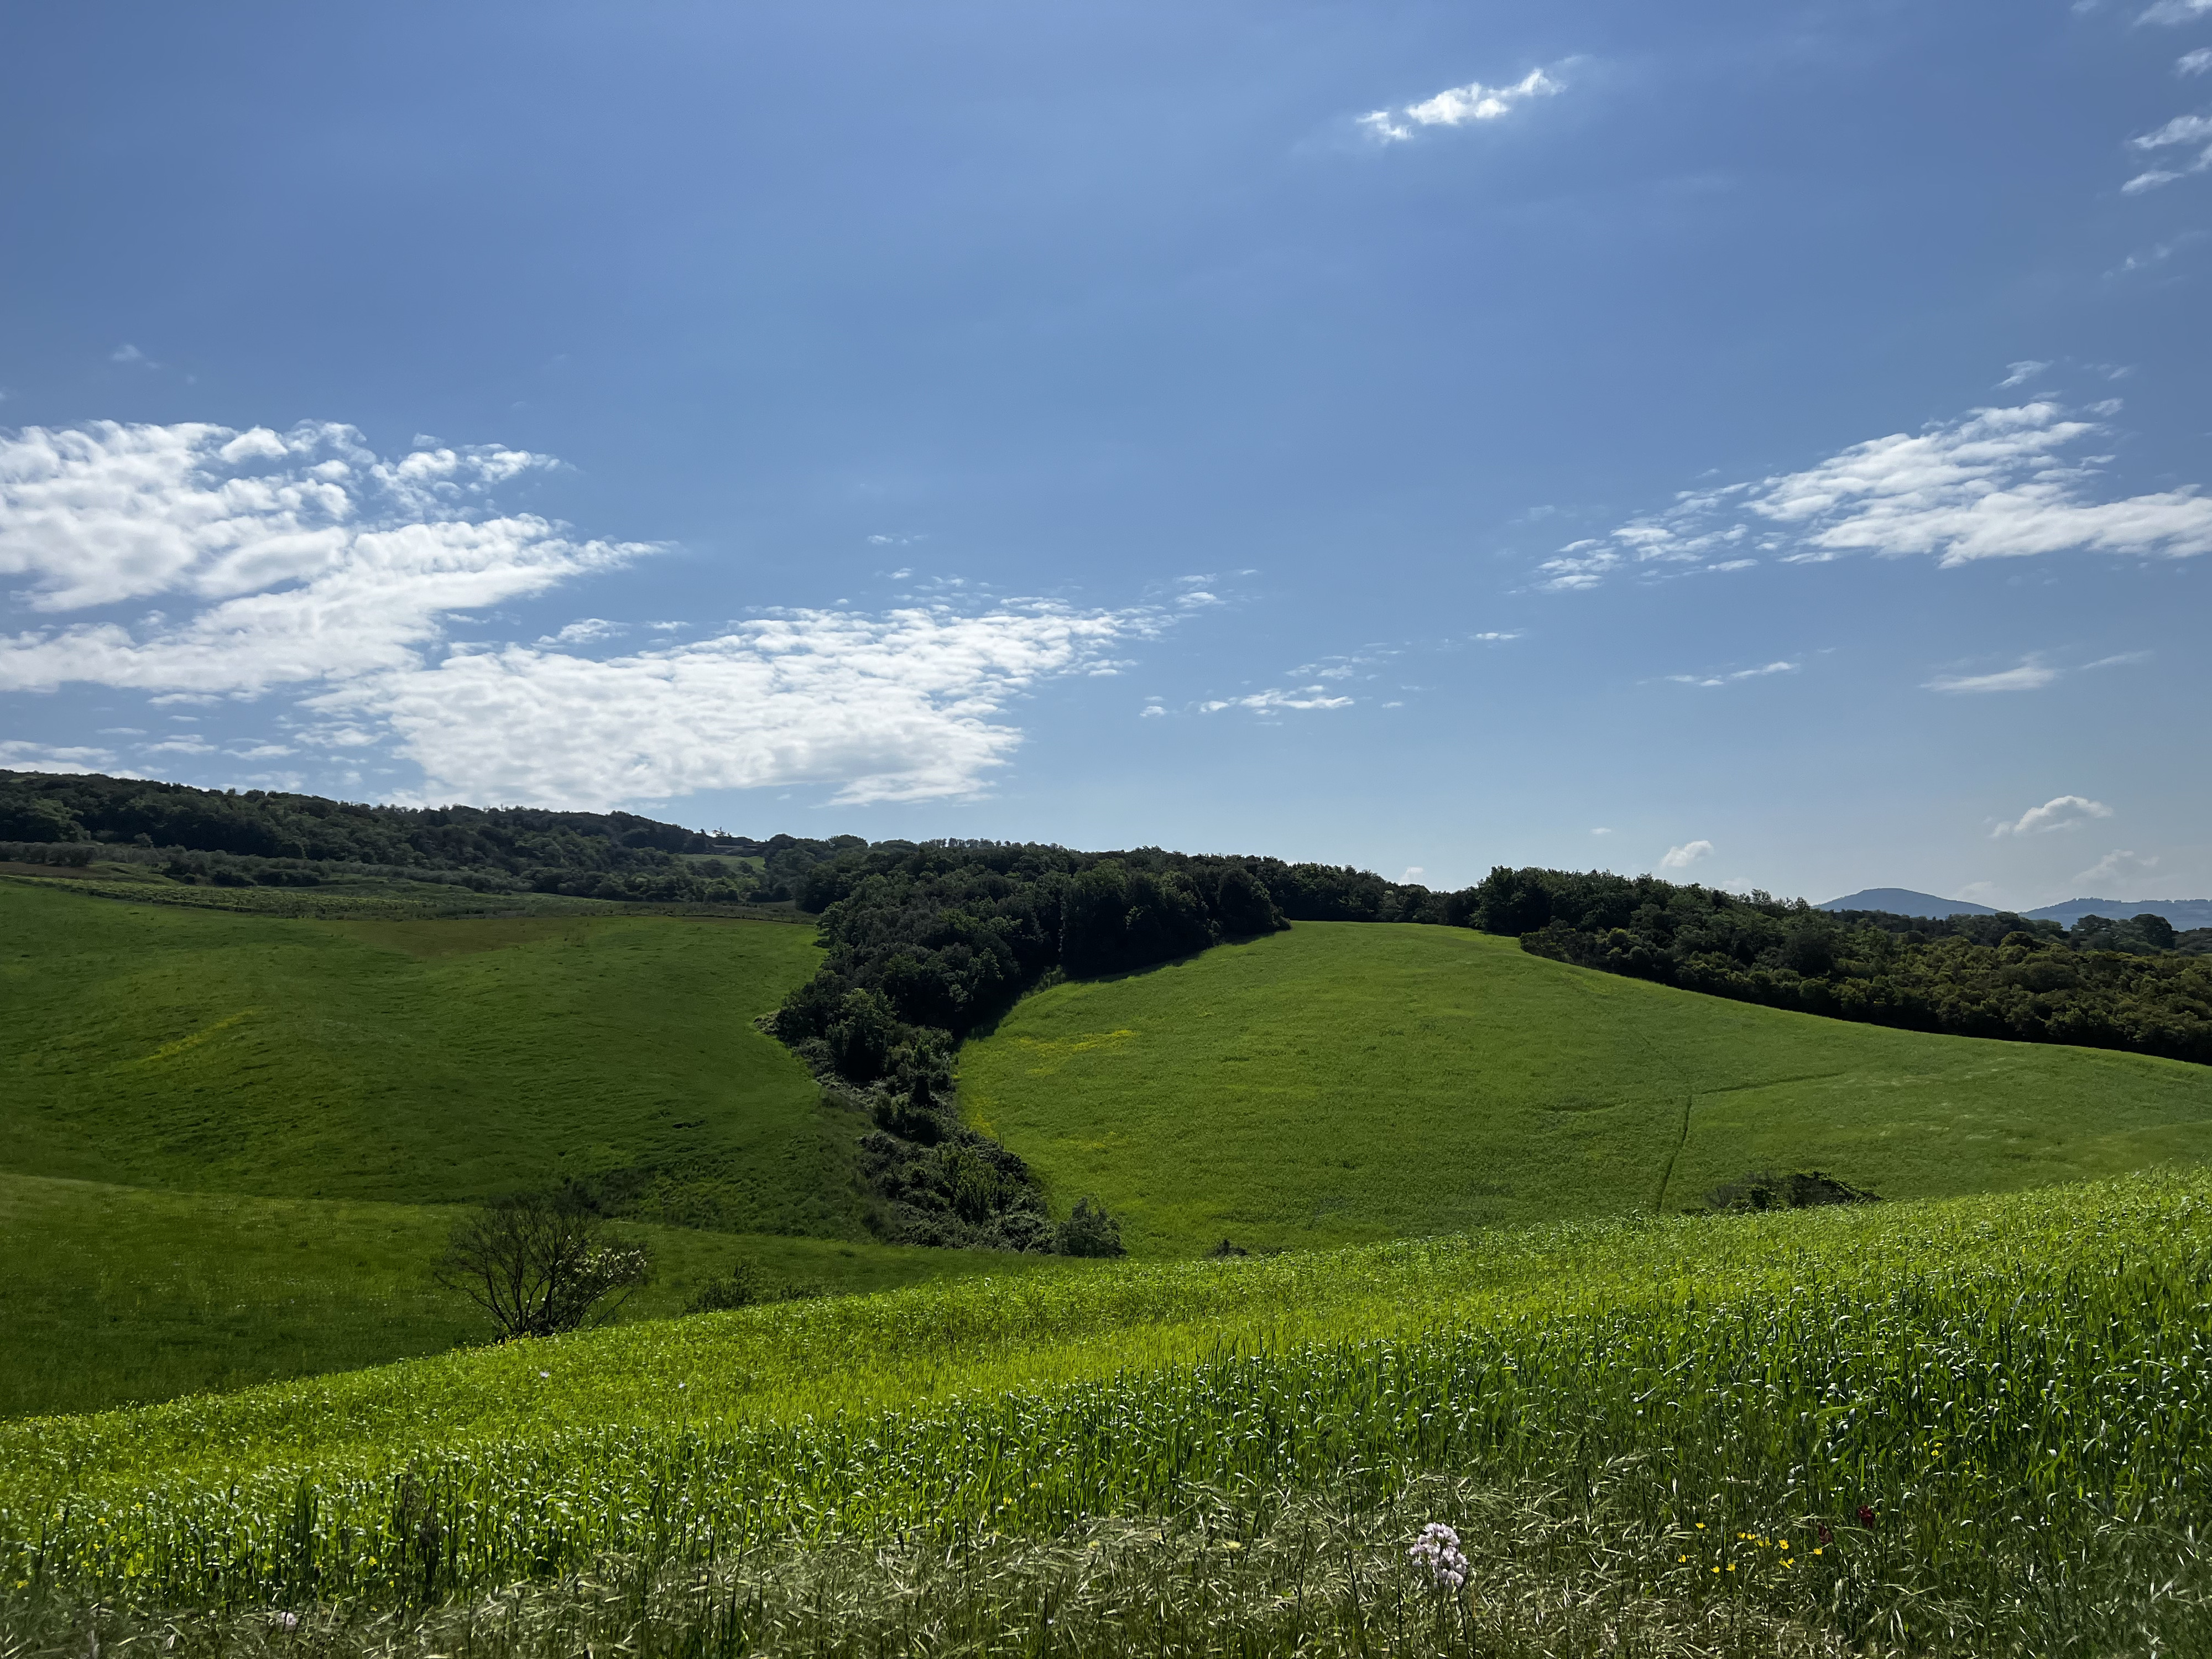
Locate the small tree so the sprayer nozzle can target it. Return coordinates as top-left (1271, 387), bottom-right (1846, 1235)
top-left (1057, 1196), bottom-right (1126, 1258)
top-left (435, 1193), bottom-right (653, 1339)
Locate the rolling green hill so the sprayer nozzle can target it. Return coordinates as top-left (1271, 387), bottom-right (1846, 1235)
top-left (959, 922), bottom-right (2212, 1256)
top-left (1, 879), bottom-right (841, 1228)
top-left (0, 877), bottom-right (1078, 1415)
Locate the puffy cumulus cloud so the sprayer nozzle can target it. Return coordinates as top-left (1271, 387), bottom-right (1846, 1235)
top-left (2075, 849), bottom-right (2161, 890)
top-left (1660, 839), bottom-right (1714, 870)
top-left (322, 604), bottom-right (1143, 808)
top-left (1540, 401), bottom-right (2212, 590)
top-left (1359, 67), bottom-right (1563, 143)
top-left (1, 420), bottom-right (1160, 807)
top-left (0, 420), bottom-right (637, 693)
top-left (1994, 795), bottom-right (2114, 837)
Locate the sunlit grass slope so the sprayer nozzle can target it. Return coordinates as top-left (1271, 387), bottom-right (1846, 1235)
top-left (1, 881), bottom-right (842, 1230)
top-left (960, 922), bottom-right (2212, 1254)
top-left (4, 1172), bottom-right (2209, 1656)
top-left (0, 1171), bottom-right (1052, 1418)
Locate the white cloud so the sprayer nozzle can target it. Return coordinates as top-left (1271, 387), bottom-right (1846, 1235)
top-left (1591, 827), bottom-right (1613, 836)
top-left (1999, 361), bottom-right (2050, 388)
top-left (1660, 839), bottom-right (1714, 870)
top-left (1993, 794), bottom-right (2113, 837)
top-left (1925, 662), bottom-right (2061, 693)
top-left (539, 618), bottom-right (622, 646)
top-left (1470, 630), bottom-right (1524, 641)
top-left (108, 344), bottom-right (153, 366)
top-left (0, 421), bottom-right (624, 691)
top-left (2179, 46), bottom-right (2212, 72)
top-left (1198, 686), bottom-right (1355, 714)
top-left (1666, 660), bottom-right (1797, 687)
top-left (0, 740), bottom-right (122, 773)
top-left (1401, 867), bottom-right (1425, 883)
top-left (0, 420), bottom-right (1164, 807)
top-left (2074, 849), bottom-right (2160, 890)
top-left (2141, 0), bottom-right (2212, 22)
top-left (2125, 110), bottom-right (2212, 192)
top-left (1359, 67), bottom-right (1563, 144)
top-left (319, 603), bottom-right (1143, 807)
top-left (1177, 589), bottom-right (1224, 608)
top-left (1542, 401), bottom-right (2212, 589)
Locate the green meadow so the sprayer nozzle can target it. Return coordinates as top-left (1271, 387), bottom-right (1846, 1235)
top-left (0, 1171), bottom-right (1049, 1417)
top-left (2, 879), bottom-right (841, 1224)
top-left (961, 921), bottom-right (2212, 1254)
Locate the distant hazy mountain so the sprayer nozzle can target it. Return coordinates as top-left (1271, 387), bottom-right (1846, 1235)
top-left (1819, 888), bottom-right (1997, 917)
top-left (2024, 898), bottom-right (2212, 929)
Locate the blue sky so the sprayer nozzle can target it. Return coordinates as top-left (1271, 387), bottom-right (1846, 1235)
top-left (1, 0), bottom-right (2206, 907)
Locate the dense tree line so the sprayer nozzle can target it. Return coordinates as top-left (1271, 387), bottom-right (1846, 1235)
top-left (0, 770), bottom-right (856, 903)
top-left (1470, 867), bottom-right (2212, 1066)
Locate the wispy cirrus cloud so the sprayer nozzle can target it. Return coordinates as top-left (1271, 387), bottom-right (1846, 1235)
top-left (1925, 662), bottom-right (2062, 693)
top-left (0, 420), bottom-right (1162, 807)
top-left (2140, 0), bottom-right (2212, 24)
top-left (2124, 109), bottom-right (2212, 192)
top-left (1538, 401), bottom-right (2212, 591)
top-left (1358, 67), bottom-right (1564, 144)
top-left (1666, 659), bottom-right (1797, 687)
top-left (1925, 648), bottom-right (2148, 695)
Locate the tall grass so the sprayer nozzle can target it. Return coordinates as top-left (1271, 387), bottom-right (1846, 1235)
top-left (6, 1172), bottom-right (2210, 1653)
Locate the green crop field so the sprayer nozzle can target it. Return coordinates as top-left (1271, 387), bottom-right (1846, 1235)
top-left (5, 1172), bottom-right (2209, 1657)
top-left (961, 922), bottom-right (2212, 1255)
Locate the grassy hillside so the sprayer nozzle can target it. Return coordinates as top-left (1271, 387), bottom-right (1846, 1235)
top-left (0, 1171), bottom-right (1052, 1418)
top-left (960, 922), bottom-right (2212, 1255)
top-left (5, 1174), bottom-right (2208, 1656)
top-left (0, 880), bottom-right (844, 1230)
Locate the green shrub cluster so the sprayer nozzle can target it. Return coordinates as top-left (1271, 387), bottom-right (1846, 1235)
top-left (1473, 867), bottom-right (2212, 1066)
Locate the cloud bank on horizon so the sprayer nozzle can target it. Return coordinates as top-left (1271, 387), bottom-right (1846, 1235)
top-left (0, 421), bottom-right (1151, 807)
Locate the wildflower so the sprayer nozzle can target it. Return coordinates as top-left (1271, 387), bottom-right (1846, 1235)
top-left (271, 1613), bottom-right (299, 1632)
top-left (1408, 1522), bottom-right (1468, 1592)
top-left (1856, 1505), bottom-right (1877, 1528)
